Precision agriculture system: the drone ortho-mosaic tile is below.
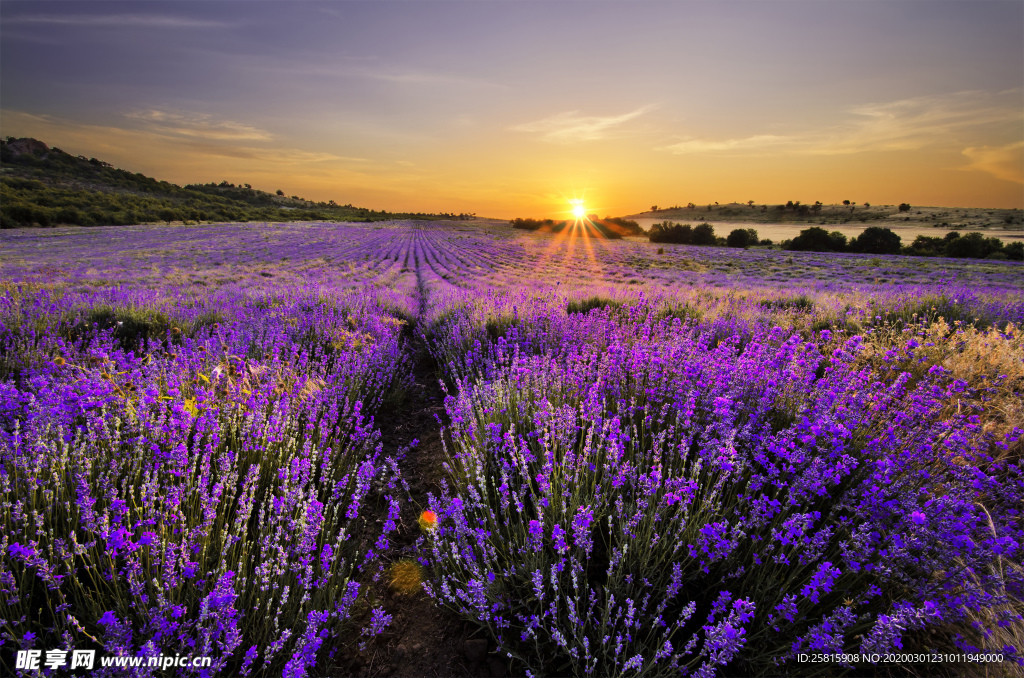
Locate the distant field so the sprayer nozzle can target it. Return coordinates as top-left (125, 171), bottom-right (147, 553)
top-left (3, 219), bottom-right (1021, 296)
top-left (1, 220), bottom-right (1021, 676)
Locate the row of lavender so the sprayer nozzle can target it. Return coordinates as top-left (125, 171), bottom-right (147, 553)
top-left (3, 222), bottom-right (1022, 304)
top-left (0, 283), bottom-right (413, 676)
top-left (419, 289), bottom-right (1024, 675)
top-left (2, 221), bottom-right (1022, 676)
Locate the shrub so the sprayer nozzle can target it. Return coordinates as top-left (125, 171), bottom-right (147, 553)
top-left (726, 229), bottom-right (752, 249)
top-left (946, 232), bottom-right (1004, 259)
top-left (566, 296), bottom-right (623, 316)
top-left (691, 222), bottom-right (717, 246)
top-left (759, 295), bottom-right (814, 312)
top-left (850, 227), bottom-right (901, 255)
top-left (511, 218), bottom-right (561, 231)
top-left (602, 217), bottom-right (645, 237)
top-left (422, 318), bottom-right (1022, 676)
top-left (907, 235), bottom-right (945, 257)
top-left (0, 294), bottom-right (412, 675)
top-left (786, 227), bottom-right (845, 252)
top-left (648, 222), bottom-right (692, 244)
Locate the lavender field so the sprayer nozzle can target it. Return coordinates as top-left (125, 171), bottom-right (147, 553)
top-left (2, 220), bottom-right (1023, 677)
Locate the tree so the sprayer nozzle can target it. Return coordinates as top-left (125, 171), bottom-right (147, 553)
top-left (276, 189), bottom-right (285, 196)
top-left (945, 232), bottom-right (1002, 259)
top-left (692, 222), bottom-right (716, 246)
top-left (787, 227), bottom-right (844, 252)
top-left (726, 228), bottom-right (752, 248)
top-left (648, 221), bottom-right (692, 244)
top-left (747, 200), bottom-right (755, 207)
top-left (158, 208), bottom-right (177, 225)
top-left (850, 227), bottom-right (900, 254)
top-left (908, 235), bottom-right (945, 256)
top-left (843, 200), bottom-right (851, 206)
top-left (828, 231), bottom-right (848, 251)
top-left (898, 203), bottom-right (911, 212)
top-left (651, 205), bottom-right (659, 212)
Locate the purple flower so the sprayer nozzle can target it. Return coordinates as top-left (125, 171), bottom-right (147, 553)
top-left (571, 506), bottom-right (594, 555)
top-left (528, 520), bottom-right (544, 551)
top-left (551, 524), bottom-right (567, 554)
top-left (363, 607), bottom-right (392, 637)
top-left (801, 562), bottom-right (841, 604)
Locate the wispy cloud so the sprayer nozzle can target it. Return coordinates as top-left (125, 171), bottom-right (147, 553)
top-left (662, 90), bottom-right (1022, 157)
top-left (3, 14), bottom-right (228, 29)
top-left (813, 91), bottom-right (1021, 155)
top-left (511, 106), bottom-right (655, 143)
top-left (254, 61), bottom-right (505, 90)
top-left (126, 110), bottom-right (272, 142)
top-left (962, 142), bottom-right (1024, 184)
top-left (183, 143), bottom-right (349, 164)
top-left (663, 134), bottom-right (788, 154)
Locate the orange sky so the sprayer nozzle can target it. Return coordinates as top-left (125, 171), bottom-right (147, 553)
top-left (2, 2), bottom-right (1022, 218)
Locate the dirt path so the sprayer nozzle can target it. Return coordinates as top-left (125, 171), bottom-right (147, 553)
top-left (332, 251), bottom-right (511, 677)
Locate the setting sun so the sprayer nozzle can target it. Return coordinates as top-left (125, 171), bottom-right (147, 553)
top-left (571, 201), bottom-right (586, 220)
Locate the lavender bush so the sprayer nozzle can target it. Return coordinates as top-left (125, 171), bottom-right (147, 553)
top-left (421, 302), bottom-right (1023, 675)
top-left (1, 287), bottom-right (411, 675)
top-left (1, 221), bottom-right (1021, 676)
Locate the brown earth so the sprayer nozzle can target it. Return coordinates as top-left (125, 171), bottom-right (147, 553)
top-left (329, 336), bottom-right (517, 678)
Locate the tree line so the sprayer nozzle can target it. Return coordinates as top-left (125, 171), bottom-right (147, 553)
top-left (783, 226), bottom-right (1022, 260)
top-left (646, 221), bottom-right (1023, 261)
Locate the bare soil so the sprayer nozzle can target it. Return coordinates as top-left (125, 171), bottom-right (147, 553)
top-left (329, 337), bottom-right (515, 678)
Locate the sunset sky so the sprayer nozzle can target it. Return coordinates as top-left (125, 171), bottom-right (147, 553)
top-left (2, 0), bottom-right (1021, 218)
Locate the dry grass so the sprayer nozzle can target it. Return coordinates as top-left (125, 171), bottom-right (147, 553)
top-left (860, 319), bottom-right (1024, 462)
top-left (953, 505), bottom-right (1024, 677)
top-left (388, 559), bottom-right (425, 596)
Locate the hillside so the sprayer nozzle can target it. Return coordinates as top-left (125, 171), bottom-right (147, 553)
top-left (0, 137), bottom-right (471, 228)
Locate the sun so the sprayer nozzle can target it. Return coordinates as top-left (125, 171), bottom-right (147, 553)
top-left (571, 200), bottom-right (586, 220)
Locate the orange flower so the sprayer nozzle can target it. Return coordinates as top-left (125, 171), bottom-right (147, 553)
top-left (418, 510), bottom-right (437, 531)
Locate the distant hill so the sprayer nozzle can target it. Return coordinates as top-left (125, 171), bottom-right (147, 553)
top-left (0, 138), bottom-right (471, 228)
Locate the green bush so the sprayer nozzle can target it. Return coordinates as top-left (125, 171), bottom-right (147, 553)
top-left (849, 227), bottom-right (901, 255)
top-left (566, 296), bottom-right (623, 316)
